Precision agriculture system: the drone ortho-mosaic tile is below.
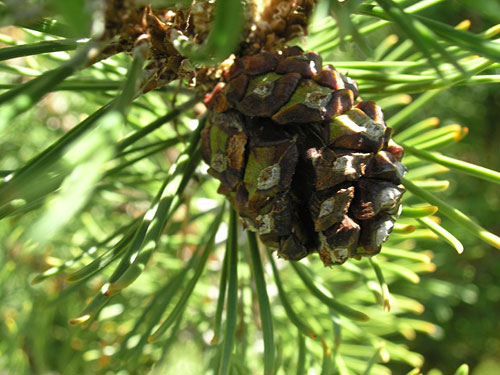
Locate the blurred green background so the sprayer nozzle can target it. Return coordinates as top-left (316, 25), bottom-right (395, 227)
top-left (373, 1), bottom-right (500, 373)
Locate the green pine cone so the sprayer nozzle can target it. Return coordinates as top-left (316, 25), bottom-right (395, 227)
top-left (201, 47), bottom-right (407, 266)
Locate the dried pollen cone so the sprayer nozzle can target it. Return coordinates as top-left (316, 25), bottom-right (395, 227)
top-left (201, 47), bottom-right (407, 266)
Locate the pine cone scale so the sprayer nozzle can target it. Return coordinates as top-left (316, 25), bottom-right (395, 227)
top-left (237, 72), bottom-right (301, 117)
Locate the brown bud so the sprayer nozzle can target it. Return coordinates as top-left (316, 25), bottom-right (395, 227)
top-left (318, 215), bottom-right (360, 266)
top-left (226, 59), bottom-right (244, 81)
top-left (284, 200), bottom-right (318, 257)
top-left (382, 127), bottom-right (393, 150)
top-left (313, 68), bottom-right (345, 90)
top-left (340, 73), bottom-right (359, 99)
top-left (365, 151), bottom-right (407, 184)
top-left (272, 92), bottom-right (332, 124)
top-left (324, 108), bottom-right (386, 153)
top-left (386, 139), bottom-right (405, 161)
top-left (306, 147), bottom-right (371, 191)
top-left (237, 73), bottom-right (301, 117)
top-left (358, 214), bottom-right (395, 254)
top-left (310, 184), bottom-right (355, 231)
top-left (272, 83), bottom-right (353, 124)
top-left (243, 137), bottom-right (298, 211)
top-left (280, 46), bottom-right (304, 58)
top-left (212, 91), bottom-right (230, 113)
top-left (304, 52), bottom-right (323, 71)
top-left (279, 233), bottom-right (310, 261)
top-left (241, 193), bottom-right (293, 247)
top-left (351, 179), bottom-right (405, 220)
top-left (276, 55), bottom-right (317, 78)
top-left (202, 111), bottom-right (247, 191)
top-left (328, 89), bottom-right (355, 117)
top-left (355, 101), bottom-right (385, 125)
top-left (232, 183), bottom-right (251, 215)
top-left (225, 74), bottom-right (249, 107)
top-left (275, 52), bottom-right (322, 78)
top-left (239, 51), bottom-right (280, 75)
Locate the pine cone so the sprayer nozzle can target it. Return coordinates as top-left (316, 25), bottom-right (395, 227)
top-left (201, 47), bottom-right (407, 266)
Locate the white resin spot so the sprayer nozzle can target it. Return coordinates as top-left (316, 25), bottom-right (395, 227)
top-left (256, 214), bottom-right (272, 234)
top-left (227, 117), bottom-right (244, 131)
top-left (338, 112), bottom-right (385, 140)
top-left (332, 248), bottom-right (349, 262)
top-left (363, 120), bottom-right (385, 141)
top-left (309, 60), bottom-right (319, 75)
top-left (395, 161), bottom-right (407, 178)
top-left (240, 217), bottom-right (258, 232)
top-left (375, 219), bottom-right (394, 246)
top-left (332, 155), bottom-right (357, 177)
top-left (257, 164), bottom-right (281, 190)
top-left (395, 204), bottom-right (403, 218)
top-left (379, 187), bottom-right (402, 210)
top-left (211, 151), bottom-right (227, 173)
top-left (319, 233), bottom-right (349, 264)
top-left (305, 91), bottom-right (331, 110)
top-left (319, 197), bottom-right (335, 218)
top-left (253, 81), bottom-right (274, 97)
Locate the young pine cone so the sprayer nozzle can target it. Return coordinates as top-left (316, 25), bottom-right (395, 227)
top-left (201, 47), bottom-right (407, 266)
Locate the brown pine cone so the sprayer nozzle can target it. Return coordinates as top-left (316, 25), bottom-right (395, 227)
top-left (201, 47), bottom-right (406, 266)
